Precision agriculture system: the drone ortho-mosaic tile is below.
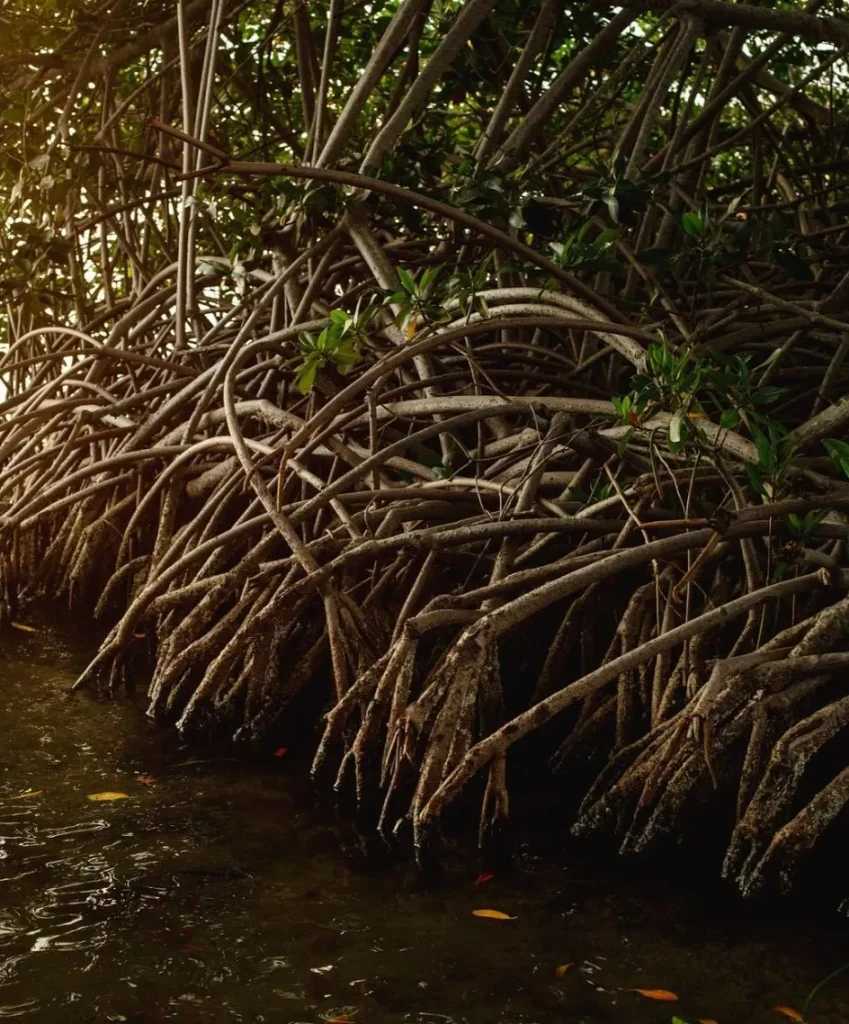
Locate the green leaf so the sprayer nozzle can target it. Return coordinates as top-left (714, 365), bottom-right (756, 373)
top-left (754, 429), bottom-right (774, 470)
top-left (296, 358), bottom-right (320, 394)
top-left (824, 438), bottom-right (849, 459)
top-left (752, 385), bottom-right (789, 405)
top-left (332, 338), bottom-right (362, 370)
top-left (648, 343), bottom-right (665, 376)
top-left (745, 460), bottom-right (765, 495)
top-left (786, 513), bottom-right (803, 537)
top-left (397, 267), bottom-right (417, 295)
top-left (824, 438), bottom-right (849, 478)
top-left (720, 408), bottom-right (740, 429)
top-left (616, 427), bottom-right (633, 456)
top-left (611, 394), bottom-right (632, 422)
top-left (682, 211), bottom-right (704, 237)
top-left (419, 265), bottom-right (442, 294)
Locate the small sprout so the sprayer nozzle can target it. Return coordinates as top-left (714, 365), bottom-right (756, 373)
top-left (824, 438), bottom-right (849, 479)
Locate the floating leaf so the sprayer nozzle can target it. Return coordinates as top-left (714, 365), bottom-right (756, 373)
top-left (555, 963), bottom-right (574, 978)
top-left (273, 747), bottom-right (288, 758)
top-left (87, 792), bottom-right (130, 801)
top-left (472, 909), bottom-right (516, 920)
top-left (630, 988), bottom-right (678, 1001)
top-left (10, 621), bottom-right (37, 632)
top-left (136, 776), bottom-right (157, 784)
top-left (9, 789), bottom-right (42, 800)
top-left (773, 1008), bottom-right (804, 1023)
top-left (474, 872), bottom-right (494, 885)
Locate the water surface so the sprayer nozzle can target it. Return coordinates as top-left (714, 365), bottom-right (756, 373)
top-left (2, 624), bottom-right (848, 1022)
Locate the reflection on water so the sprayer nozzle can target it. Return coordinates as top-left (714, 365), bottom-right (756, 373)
top-left (2, 622), bottom-right (849, 1022)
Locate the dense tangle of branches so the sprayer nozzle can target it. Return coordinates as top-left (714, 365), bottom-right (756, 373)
top-left (3, 0), bottom-right (849, 896)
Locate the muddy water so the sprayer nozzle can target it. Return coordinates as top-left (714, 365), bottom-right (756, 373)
top-left (2, 625), bottom-right (849, 1023)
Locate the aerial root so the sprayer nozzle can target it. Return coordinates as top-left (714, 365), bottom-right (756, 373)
top-left (6, 0), bottom-right (849, 893)
top-left (17, 418), bottom-right (849, 895)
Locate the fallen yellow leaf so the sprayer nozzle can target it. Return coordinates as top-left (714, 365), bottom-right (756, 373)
top-left (555, 963), bottom-right (574, 978)
top-left (406, 316), bottom-right (418, 340)
top-left (699, 1019), bottom-right (720, 1024)
top-left (773, 1008), bottom-right (804, 1023)
top-left (87, 792), bottom-right (130, 802)
top-left (11, 621), bottom-right (37, 632)
top-left (9, 790), bottom-right (42, 800)
top-left (472, 909), bottom-right (516, 920)
top-left (631, 988), bottom-right (678, 1001)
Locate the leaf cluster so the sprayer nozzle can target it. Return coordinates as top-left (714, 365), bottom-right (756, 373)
top-left (294, 306), bottom-right (374, 395)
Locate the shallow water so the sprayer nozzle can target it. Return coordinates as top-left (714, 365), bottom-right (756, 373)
top-left (2, 625), bottom-right (849, 1023)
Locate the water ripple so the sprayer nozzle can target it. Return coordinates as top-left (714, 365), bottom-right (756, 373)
top-left (43, 820), bottom-right (109, 840)
top-left (0, 998), bottom-right (39, 1018)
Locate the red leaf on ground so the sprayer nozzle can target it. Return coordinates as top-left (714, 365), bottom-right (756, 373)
top-left (474, 872), bottom-right (494, 885)
top-left (773, 1007), bottom-right (804, 1023)
top-left (136, 776), bottom-right (157, 784)
top-left (630, 989), bottom-right (678, 1001)
top-left (273, 747), bottom-right (288, 758)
